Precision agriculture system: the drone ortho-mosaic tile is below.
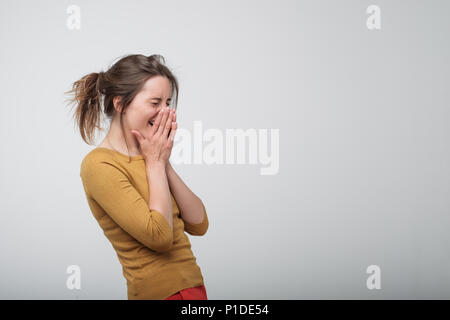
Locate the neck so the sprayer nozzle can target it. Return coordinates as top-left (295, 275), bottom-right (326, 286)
top-left (105, 116), bottom-right (142, 156)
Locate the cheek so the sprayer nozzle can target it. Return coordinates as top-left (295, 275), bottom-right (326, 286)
top-left (147, 110), bottom-right (159, 120)
top-left (143, 110), bottom-right (158, 127)
top-left (125, 111), bottom-right (148, 128)
top-left (137, 108), bottom-right (153, 123)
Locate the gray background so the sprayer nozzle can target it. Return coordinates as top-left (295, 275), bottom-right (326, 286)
top-left (0, 0), bottom-right (449, 299)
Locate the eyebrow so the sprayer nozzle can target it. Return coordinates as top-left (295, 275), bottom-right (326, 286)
top-left (150, 97), bottom-right (171, 101)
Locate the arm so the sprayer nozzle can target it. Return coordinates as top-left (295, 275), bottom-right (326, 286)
top-left (82, 160), bottom-right (173, 252)
top-left (165, 162), bottom-right (209, 236)
top-left (146, 162), bottom-right (173, 230)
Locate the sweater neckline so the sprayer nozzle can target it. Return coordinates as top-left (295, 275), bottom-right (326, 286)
top-left (94, 147), bottom-right (145, 161)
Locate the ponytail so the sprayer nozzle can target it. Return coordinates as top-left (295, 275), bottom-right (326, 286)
top-left (65, 72), bottom-right (104, 145)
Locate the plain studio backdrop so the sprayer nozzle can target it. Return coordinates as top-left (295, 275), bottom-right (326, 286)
top-left (0, 0), bottom-right (449, 299)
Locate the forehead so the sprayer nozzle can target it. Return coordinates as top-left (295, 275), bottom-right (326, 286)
top-left (141, 75), bottom-right (172, 98)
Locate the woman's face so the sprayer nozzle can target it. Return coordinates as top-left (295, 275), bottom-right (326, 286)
top-left (116, 75), bottom-right (173, 137)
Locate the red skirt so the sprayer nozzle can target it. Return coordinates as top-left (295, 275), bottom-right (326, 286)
top-left (164, 284), bottom-right (208, 300)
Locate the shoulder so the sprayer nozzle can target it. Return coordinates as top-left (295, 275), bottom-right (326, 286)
top-left (80, 148), bottom-right (119, 177)
top-left (79, 148), bottom-right (127, 196)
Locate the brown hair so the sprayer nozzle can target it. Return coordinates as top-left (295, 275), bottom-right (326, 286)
top-left (65, 53), bottom-right (179, 152)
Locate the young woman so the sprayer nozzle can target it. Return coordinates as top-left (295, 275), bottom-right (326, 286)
top-left (66, 54), bottom-right (209, 300)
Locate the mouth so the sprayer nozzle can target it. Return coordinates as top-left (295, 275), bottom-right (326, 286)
top-left (148, 116), bottom-right (157, 126)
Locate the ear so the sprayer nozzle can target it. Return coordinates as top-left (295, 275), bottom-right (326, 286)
top-left (113, 96), bottom-right (123, 113)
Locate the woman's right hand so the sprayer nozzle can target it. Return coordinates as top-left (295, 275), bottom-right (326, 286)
top-left (131, 107), bottom-right (177, 167)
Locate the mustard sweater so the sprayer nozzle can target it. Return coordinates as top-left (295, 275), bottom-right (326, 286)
top-left (79, 147), bottom-right (209, 299)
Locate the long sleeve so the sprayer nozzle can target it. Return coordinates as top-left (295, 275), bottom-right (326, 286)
top-left (81, 160), bottom-right (173, 253)
top-left (183, 201), bottom-right (209, 236)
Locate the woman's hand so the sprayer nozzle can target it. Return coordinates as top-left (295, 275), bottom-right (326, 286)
top-left (131, 107), bottom-right (178, 167)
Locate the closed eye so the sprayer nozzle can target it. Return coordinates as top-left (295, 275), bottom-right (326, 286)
top-left (152, 103), bottom-right (171, 107)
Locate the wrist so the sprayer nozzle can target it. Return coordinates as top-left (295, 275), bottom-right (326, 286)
top-left (146, 161), bottom-right (166, 172)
